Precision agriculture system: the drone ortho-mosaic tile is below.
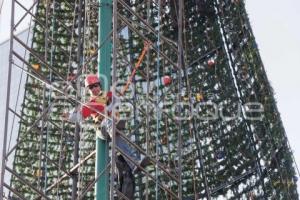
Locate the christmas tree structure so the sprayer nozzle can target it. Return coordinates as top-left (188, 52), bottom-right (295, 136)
top-left (3, 0), bottom-right (298, 199)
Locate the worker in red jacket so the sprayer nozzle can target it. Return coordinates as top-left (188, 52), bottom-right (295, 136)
top-left (63, 74), bottom-right (150, 199)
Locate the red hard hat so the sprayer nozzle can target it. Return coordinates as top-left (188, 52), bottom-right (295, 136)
top-left (85, 74), bottom-right (100, 87)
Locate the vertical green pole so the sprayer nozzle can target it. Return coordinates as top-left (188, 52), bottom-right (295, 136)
top-left (96, 0), bottom-right (112, 199)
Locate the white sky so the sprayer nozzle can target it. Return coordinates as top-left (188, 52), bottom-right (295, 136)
top-left (0, 0), bottom-right (300, 194)
top-left (245, 0), bottom-right (300, 174)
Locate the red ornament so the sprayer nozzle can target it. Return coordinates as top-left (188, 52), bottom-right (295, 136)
top-left (207, 59), bottom-right (215, 68)
top-left (162, 75), bottom-right (172, 86)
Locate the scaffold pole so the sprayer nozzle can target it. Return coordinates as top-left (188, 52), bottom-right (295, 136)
top-left (96, 0), bottom-right (112, 199)
top-left (0, 0), bottom-right (15, 198)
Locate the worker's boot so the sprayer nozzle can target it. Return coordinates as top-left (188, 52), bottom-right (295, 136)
top-left (132, 155), bottom-right (151, 174)
top-left (116, 155), bottom-right (135, 199)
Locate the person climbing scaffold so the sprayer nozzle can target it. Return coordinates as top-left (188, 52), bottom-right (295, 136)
top-left (63, 74), bottom-right (153, 198)
top-left (62, 41), bottom-right (172, 198)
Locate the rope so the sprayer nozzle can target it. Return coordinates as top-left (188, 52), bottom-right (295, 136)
top-left (121, 40), bottom-right (151, 96)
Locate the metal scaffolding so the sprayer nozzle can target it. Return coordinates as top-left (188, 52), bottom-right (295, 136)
top-left (1, 0), bottom-right (299, 199)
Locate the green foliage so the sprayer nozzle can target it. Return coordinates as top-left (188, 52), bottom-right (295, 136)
top-left (11, 0), bottom-right (298, 199)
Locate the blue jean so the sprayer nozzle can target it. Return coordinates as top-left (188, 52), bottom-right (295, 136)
top-left (98, 118), bottom-right (140, 170)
